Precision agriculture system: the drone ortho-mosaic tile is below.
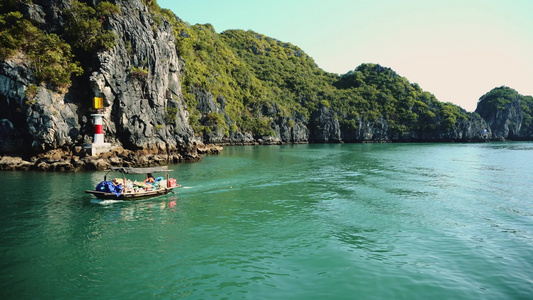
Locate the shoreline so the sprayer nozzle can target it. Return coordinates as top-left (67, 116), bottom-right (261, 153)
top-left (0, 143), bottom-right (223, 172)
top-left (1, 138), bottom-right (516, 172)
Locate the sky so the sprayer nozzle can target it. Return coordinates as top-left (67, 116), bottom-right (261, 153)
top-left (157, 0), bottom-right (533, 112)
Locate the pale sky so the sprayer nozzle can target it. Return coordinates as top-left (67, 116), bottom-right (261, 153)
top-left (158, 0), bottom-right (533, 112)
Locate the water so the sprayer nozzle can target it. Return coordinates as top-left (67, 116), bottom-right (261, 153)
top-left (1, 143), bottom-right (532, 299)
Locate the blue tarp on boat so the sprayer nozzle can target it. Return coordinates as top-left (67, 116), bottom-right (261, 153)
top-left (95, 181), bottom-right (122, 197)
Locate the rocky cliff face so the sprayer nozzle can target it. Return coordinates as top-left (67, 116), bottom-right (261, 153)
top-left (0, 0), bottom-right (200, 168)
top-left (477, 97), bottom-right (523, 141)
top-left (475, 86), bottom-right (533, 141)
top-left (309, 106), bottom-right (341, 143)
top-left (0, 55), bottom-right (83, 154)
top-left (192, 86), bottom-right (309, 145)
top-left (1, 0), bottom-right (83, 156)
top-left (92, 0), bottom-right (194, 153)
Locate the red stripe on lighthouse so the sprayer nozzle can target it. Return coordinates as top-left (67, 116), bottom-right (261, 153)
top-left (95, 124), bottom-right (103, 134)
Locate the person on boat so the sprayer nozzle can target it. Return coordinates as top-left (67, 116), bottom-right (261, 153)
top-left (144, 173), bottom-right (155, 183)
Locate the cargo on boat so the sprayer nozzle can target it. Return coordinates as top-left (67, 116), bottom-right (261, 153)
top-left (85, 166), bottom-right (180, 200)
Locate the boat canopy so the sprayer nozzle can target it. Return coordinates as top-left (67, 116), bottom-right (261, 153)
top-left (108, 166), bottom-right (172, 174)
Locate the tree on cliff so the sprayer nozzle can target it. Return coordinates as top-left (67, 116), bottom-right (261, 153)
top-left (0, 7), bottom-right (82, 92)
top-left (0, 0), bottom-right (120, 92)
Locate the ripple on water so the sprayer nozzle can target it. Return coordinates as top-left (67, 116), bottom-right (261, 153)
top-left (2, 143), bottom-right (533, 299)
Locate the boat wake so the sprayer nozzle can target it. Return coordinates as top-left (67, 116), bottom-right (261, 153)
top-left (90, 198), bottom-right (124, 205)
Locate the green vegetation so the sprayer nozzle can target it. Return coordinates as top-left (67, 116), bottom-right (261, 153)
top-left (332, 64), bottom-right (470, 133)
top-left (157, 4), bottom-right (472, 139)
top-left (24, 84), bottom-right (38, 102)
top-left (522, 95), bottom-right (533, 130)
top-left (0, 10), bottom-right (83, 92)
top-left (478, 86), bottom-right (533, 133)
top-left (154, 124), bottom-right (164, 131)
top-left (164, 107), bottom-right (179, 124)
top-left (478, 86), bottom-right (521, 111)
top-left (221, 29), bottom-right (337, 118)
top-left (64, 1), bottom-right (120, 52)
top-left (168, 18), bottom-right (277, 137)
top-left (0, 0), bottom-right (119, 92)
top-left (130, 66), bottom-right (149, 80)
top-left (205, 112), bottom-right (230, 137)
top-left (162, 14), bottom-right (337, 138)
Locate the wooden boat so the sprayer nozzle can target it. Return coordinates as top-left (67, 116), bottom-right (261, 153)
top-left (85, 166), bottom-right (180, 200)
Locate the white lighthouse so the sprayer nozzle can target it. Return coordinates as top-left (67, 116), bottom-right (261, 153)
top-left (86, 96), bottom-right (111, 156)
top-left (92, 112), bottom-right (105, 143)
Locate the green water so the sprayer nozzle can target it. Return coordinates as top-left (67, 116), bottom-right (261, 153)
top-left (1, 143), bottom-right (532, 299)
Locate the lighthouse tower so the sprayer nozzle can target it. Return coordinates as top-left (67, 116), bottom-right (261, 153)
top-left (87, 96), bottom-right (111, 156)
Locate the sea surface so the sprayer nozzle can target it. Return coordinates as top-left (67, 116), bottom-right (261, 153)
top-left (1, 142), bottom-right (532, 299)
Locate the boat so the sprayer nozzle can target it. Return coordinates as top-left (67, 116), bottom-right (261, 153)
top-left (85, 166), bottom-right (180, 200)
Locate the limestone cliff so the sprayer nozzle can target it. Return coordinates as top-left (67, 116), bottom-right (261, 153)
top-left (476, 86), bottom-right (533, 141)
top-left (0, 0), bottom-right (200, 169)
top-left (90, 0), bottom-right (194, 153)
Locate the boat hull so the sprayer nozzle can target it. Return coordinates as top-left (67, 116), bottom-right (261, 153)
top-left (85, 187), bottom-right (176, 200)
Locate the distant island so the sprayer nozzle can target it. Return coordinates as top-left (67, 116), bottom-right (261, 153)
top-left (1, 0), bottom-right (533, 171)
